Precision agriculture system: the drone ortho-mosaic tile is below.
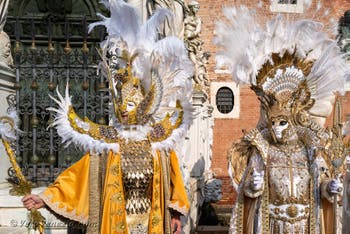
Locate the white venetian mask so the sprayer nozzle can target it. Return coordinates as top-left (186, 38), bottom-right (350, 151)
top-left (271, 118), bottom-right (289, 140)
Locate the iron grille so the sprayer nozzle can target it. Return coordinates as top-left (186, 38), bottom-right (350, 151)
top-left (5, 16), bottom-right (108, 186)
top-left (216, 87), bottom-right (234, 114)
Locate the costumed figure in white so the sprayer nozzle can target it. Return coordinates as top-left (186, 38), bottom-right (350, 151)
top-left (214, 6), bottom-right (350, 234)
top-left (22, 1), bottom-right (194, 233)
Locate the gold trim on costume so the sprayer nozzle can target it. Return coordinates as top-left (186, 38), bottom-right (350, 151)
top-left (149, 101), bottom-right (184, 143)
top-left (148, 152), bottom-right (163, 233)
top-left (68, 101), bottom-right (184, 145)
top-left (39, 193), bottom-right (89, 224)
top-left (168, 201), bottom-right (190, 216)
top-left (87, 152), bottom-right (101, 234)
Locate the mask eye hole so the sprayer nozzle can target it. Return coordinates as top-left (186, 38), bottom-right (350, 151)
top-left (126, 102), bottom-right (136, 112)
top-left (272, 121), bottom-right (275, 125)
top-left (280, 120), bottom-right (288, 126)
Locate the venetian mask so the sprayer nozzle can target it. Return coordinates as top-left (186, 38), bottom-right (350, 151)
top-left (112, 67), bottom-right (144, 125)
top-left (105, 51), bottom-right (143, 125)
top-left (105, 37), bottom-right (160, 126)
top-left (271, 116), bottom-right (289, 141)
top-left (104, 38), bottom-right (147, 125)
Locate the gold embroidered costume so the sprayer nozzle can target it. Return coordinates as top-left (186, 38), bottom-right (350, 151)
top-left (215, 6), bottom-right (350, 234)
top-left (40, 150), bottom-right (189, 233)
top-left (38, 0), bottom-right (195, 233)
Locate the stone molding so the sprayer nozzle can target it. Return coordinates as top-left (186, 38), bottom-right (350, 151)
top-left (270, 0), bottom-right (304, 14)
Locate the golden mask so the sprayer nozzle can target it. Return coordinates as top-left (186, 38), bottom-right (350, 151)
top-left (110, 65), bottom-right (145, 125)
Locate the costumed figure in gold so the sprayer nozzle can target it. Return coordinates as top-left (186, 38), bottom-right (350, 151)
top-left (214, 6), bottom-right (350, 234)
top-left (22, 1), bottom-right (194, 233)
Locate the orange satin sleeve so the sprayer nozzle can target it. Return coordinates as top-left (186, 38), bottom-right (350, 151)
top-left (168, 150), bottom-right (190, 215)
top-left (38, 153), bottom-right (90, 224)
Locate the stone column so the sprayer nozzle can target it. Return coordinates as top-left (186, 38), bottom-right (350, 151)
top-left (0, 0), bottom-right (15, 188)
top-left (0, 64), bottom-right (15, 189)
top-left (180, 90), bottom-right (220, 233)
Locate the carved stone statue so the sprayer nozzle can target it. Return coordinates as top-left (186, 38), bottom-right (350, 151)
top-left (145, 0), bottom-right (185, 38)
top-left (0, 0), bottom-right (12, 68)
top-left (184, 1), bottom-right (201, 41)
top-left (203, 172), bottom-right (222, 203)
top-left (184, 1), bottom-right (209, 93)
top-left (126, 0), bottom-right (185, 38)
top-left (0, 32), bottom-right (12, 67)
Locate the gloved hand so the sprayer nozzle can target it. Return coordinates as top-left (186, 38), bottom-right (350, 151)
top-left (251, 168), bottom-right (264, 191)
top-left (328, 175), bottom-right (343, 195)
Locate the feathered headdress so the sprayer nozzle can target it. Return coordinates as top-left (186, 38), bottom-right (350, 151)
top-left (88, 0), bottom-right (194, 123)
top-left (214, 6), bottom-right (350, 127)
top-left (49, 0), bottom-right (194, 153)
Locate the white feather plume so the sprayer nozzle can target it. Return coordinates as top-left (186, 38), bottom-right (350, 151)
top-left (90, 0), bottom-right (193, 107)
top-left (89, 0), bottom-right (141, 51)
top-left (214, 6), bottom-right (261, 85)
top-left (148, 35), bottom-right (194, 151)
top-left (152, 36), bottom-right (194, 110)
top-left (89, 0), bottom-right (173, 64)
top-left (151, 101), bottom-right (194, 151)
top-left (48, 86), bottom-right (120, 154)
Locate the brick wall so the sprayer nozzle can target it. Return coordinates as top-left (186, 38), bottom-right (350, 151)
top-left (195, 0), bottom-right (350, 205)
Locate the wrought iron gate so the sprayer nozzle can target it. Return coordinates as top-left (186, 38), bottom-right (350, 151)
top-left (5, 15), bottom-right (108, 186)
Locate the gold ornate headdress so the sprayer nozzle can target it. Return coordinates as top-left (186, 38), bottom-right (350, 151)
top-left (253, 53), bottom-right (315, 127)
